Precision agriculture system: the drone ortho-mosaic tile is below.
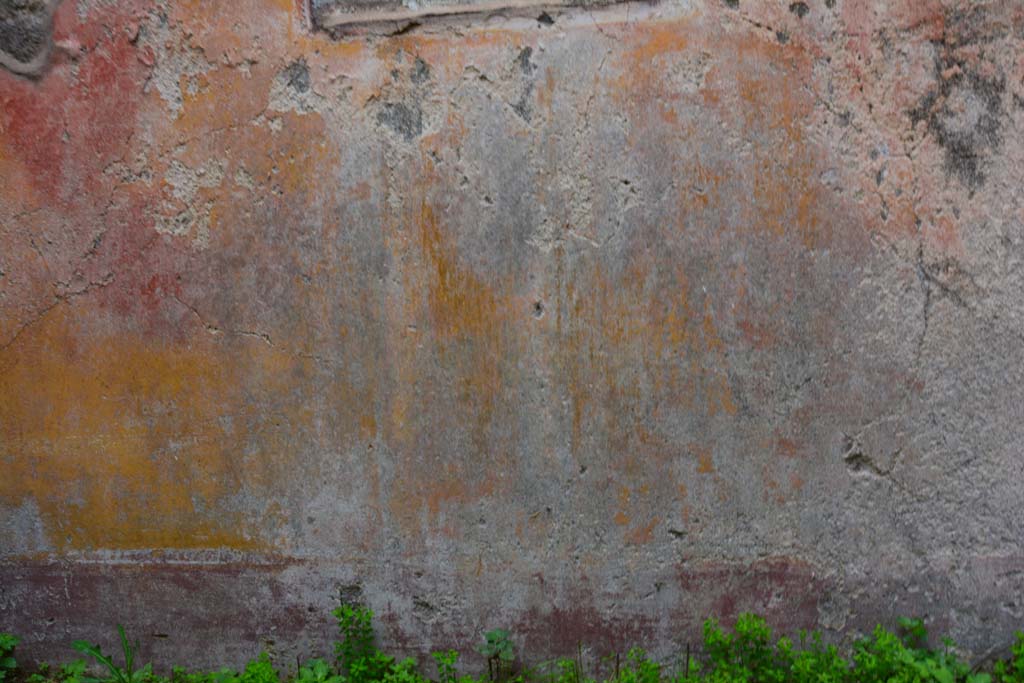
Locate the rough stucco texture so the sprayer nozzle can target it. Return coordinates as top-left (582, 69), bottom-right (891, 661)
top-left (2, 0), bottom-right (1024, 670)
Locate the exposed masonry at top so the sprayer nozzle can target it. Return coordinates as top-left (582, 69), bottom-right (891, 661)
top-left (309, 0), bottom-right (627, 33)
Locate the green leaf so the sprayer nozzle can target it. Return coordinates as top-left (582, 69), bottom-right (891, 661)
top-left (117, 626), bottom-right (135, 680)
top-left (72, 641), bottom-right (114, 666)
top-left (62, 659), bottom-right (89, 683)
top-left (72, 639), bottom-right (122, 682)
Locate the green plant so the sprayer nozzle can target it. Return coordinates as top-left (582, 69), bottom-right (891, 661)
top-left (14, 605), bottom-right (1024, 683)
top-left (616, 650), bottom-right (660, 683)
top-left (786, 630), bottom-right (848, 683)
top-left (433, 650), bottom-right (460, 683)
top-left (296, 660), bottom-right (342, 683)
top-left (541, 643), bottom-right (592, 683)
top-left (239, 653), bottom-right (278, 683)
top-left (27, 663), bottom-right (51, 683)
top-left (334, 605), bottom-right (375, 668)
top-left (898, 617), bottom-right (929, 649)
top-left (0, 634), bottom-right (18, 683)
top-left (852, 623), bottom-right (907, 683)
top-left (72, 626), bottom-right (153, 683)
top-left (994, 633), bottom-right (1024, 683)
top-left (381, 658), bottom-right (425, 683)
top-left (333, 603), bottom-right (394, 683)
top-left (478, 630), bottom-right (514, 683)
top-left (170, 665), bottom-right (240, 683)
top-left (699, 614), bottom-right (790, 683)
top-left (851, 618), bottom-right (991, 683)
top-left (546, 657), bottom-right (589, 683)
top-left (29, 660), bottom-right (90, 683)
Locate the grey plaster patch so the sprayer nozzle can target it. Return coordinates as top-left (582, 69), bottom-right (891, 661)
top-left (411, 56), bottom-right (431, 84)
top-left (284, 58), bottom-right (312, 93)
top-left (377, 101), bottom-right (423, 141)
top-left (0, 499), bottom-right (52, 554)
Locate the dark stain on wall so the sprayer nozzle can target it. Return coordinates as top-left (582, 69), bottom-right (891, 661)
top-left (0, 0), bottom-right (57, 76)
top-left (910, 6), bottom-right (1008, 192)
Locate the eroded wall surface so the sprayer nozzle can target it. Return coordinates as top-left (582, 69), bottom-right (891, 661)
top-left (2, 0), bottom-right (1024, 668)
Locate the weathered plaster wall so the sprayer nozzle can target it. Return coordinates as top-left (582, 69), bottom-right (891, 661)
top-left (2, 0), bottom-right (1024, 669)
